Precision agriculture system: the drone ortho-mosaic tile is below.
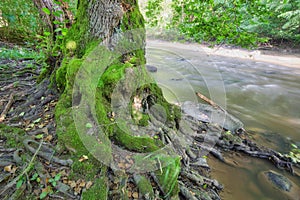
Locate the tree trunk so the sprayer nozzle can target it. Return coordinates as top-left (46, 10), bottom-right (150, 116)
top-left (52, 0), bottom-right (181, 199)
top-left (33, 0), bottom-right (73, 33)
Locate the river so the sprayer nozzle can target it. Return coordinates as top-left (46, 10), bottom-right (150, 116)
top-left (145, 40), bottom-right (300, 199)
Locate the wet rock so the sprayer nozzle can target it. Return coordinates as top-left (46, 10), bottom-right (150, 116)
top-left (146, 65), bottom-right (157, 72)
top-left (178, 58), bottom-right (186, 62)
top-left (170, 78), bottom-right (183, 81)
top-left (259, 170), bottom-right (300, 199)
top-left (263, 170), bottom-right (292, 192)
top-left (182, 101), bottom-right (244, 134)
top-left (190, 157), bottom-right (209, 168)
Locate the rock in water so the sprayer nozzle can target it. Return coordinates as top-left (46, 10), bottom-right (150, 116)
top-left (181, 101), bottom-right (244, 134)
top-left (264, 171), bottom-right (292, 192)
top-left (260, 170), bottom-right (300, 199)
top-left (146, 65), bottom-right (157, 73)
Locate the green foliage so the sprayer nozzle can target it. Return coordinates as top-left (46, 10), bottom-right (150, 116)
top-left (266, 0), bottom-right (300, 43)
top-left (0, 0), bottom-right (43, 42)
top-left (170, 0), bottom-right (267, 47)
top-left (145, 0), bottom-right (163, 27)
top-left (155, 156), bottom-right (181, 198)
top-left (0, 46), bottom-right (45, 60)
top-left (48, 173), bottom-right (61, 187)
top-left (37, 2), bottom-right (71, 58)
top-left (144, 0), bottom-right (300, 47)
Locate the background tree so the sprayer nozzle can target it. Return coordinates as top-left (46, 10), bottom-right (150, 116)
top-left (143, 0), bottom-right (300, 47)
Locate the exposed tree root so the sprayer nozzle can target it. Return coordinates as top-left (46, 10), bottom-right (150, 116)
top-left (23, 139), bottom-right (73, 166)
top-left (0, 93), bottom-right (15, 122)
top-left (0, 139), bottom-right (43, 197)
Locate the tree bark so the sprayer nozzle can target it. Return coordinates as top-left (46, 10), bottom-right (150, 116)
top-left (52, 0), bottom-right (181, 199)
top-left (33, 0), bottom-right (73, 33)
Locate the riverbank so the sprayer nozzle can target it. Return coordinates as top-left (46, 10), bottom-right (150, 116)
top-left (147, 39), bottom-right (300, 69)
top-left (145, 40), bottom-right (300, 199)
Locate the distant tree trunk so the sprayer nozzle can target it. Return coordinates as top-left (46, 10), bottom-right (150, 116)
top-left (33, 0), bottom-right (73, 33)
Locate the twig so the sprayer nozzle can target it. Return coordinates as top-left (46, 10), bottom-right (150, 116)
top-left (195, 92), bottom-right (218, 108)
top-left (0, 92), bottom-right (15, 122)
top-left (196, 92), bottom-right (225, 111)
top-left (0, 139), bottom-right (43, 196)
top-left (0, 83), bottom-right (14, 91)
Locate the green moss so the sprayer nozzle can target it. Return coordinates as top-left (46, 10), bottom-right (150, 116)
top-left (97, 63), bottom-right (129, 98)
top-left (134, 175), bottom-right (155, 199)
top-left (138, 114), bottom-right (150, 126)
top-left (113, 125), bottom-right (163, 152)
top-left (55, 94), bottom-right (108, 200)
top-left (81, 175), bottom-right (108, 200)
top-left (63, 1), bottom-right (91, 58)
top-left (55, 59), bottom-right (68, 91)
top-left (119, 1), bottom-right (146, 64)
top-left (37, 65), bottom-right (51, 83)
top-left (135, 83), bottom-right (181, 128)
top-left (55, 57), bottom-right (83, 92)
top-left (52, 1), bottom-right (184, 199)
top-left (0, 124), bottom-right (25, 148)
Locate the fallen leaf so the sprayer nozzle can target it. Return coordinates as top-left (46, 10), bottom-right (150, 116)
top-left (11, 166), bottom-right (18, 174)
top-left (25, 127), bottom-right (32, 131)
top-left (4, 165), bottom-right (12, 173)
top-left (86, 181), bottom-right (93, 189)
top-left (69, 181), bottom-right (76, 188)
top-left (35, 134), bottom-right (44, 139)
top-left (51, 171), bottom-right (57, 177)
top-left (44, 135), bottom-right (53, 142)
top-left (132, 192), bottom-right (139, 199)
top-left (79, 155), bottom-right (88, 162)
top-left (33, 118), bottom-right (41, 124)
top-left (127, 191), bottom-right (132, 198)
top-left (74, 186), bottom-right (82, 195)
top-left (19, 112), bottom-right (25, 117)
top-left (291, 143), bottom-right (298, 149)
top-left (79, 181), bottom-right (86, 187)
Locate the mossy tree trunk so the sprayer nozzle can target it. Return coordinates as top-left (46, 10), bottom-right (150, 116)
top-left (42, 0), bottom-right (181, 199)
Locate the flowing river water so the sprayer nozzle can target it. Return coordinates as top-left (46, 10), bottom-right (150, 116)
top-left (145, 40), bottom-right (300, 199)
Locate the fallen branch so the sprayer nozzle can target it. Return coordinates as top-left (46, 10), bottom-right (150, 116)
top-left (196, 92), bottom-right (224, 111)
top-left (0, 93), bottom-right (15, 122)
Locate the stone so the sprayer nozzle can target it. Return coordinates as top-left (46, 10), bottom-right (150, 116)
top-left (146, 65), bottom-right (157, 72)
top-left (181, 101), bottom-right (244, 134)
top-left (264, 170), bottom-right (292, 192)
